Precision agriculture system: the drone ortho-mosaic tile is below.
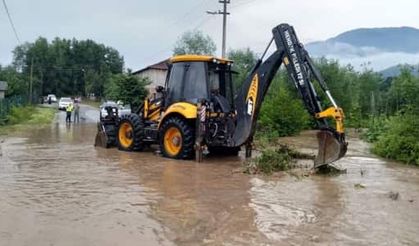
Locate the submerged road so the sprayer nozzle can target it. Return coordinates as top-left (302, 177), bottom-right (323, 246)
top-left (0, 105), bottom-right (418, 245)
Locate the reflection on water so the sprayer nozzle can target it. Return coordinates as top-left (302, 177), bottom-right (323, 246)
top-left (1, 109), bottom-right (419, 245)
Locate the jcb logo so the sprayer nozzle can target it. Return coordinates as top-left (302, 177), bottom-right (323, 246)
top-left (246, 74), bottom-right (259, 117)
top-left (247, 99), bottom-right (254, 115)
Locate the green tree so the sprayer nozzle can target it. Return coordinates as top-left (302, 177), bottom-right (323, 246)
top-left (106, 74), bottom-right (150, 112)
top-left (0, 65), bottom-right (26, 96)
top-left (11, 37), bottom-right (124, 98)
top-left (373, 113), bottom-right (419, 165)
top-left (258, 74), bottom-right (310, 138)
top-left (228, 48), bottom-right (258, 91)
top-left (387, 66), bottom-right (419, 114)
top-left (173, 30), bottom-right (216, 55)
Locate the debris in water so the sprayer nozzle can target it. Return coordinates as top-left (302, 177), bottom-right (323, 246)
top-left (316, 164), bottom-right (347, 175)
top-left (244, 145), bottom-right (295, 175)
top-left (354, 183), bottom-right (366, 189)
top-left (388, 191), bottom-right (399, 200)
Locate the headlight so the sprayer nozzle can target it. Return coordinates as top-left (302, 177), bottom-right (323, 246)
top-left (101, 109), bottom-right (108, 117)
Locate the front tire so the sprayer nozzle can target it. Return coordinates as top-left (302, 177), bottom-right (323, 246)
top-left (160, 117), bottom-right (194, 159)
top-left (117, 114), bottom-right (145, 151)
top-left (104, 124), bottom-right (117, 147)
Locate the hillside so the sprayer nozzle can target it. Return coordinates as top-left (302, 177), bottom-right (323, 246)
top-left (380, 64), bottom-right (419, 78)
top-left (305, 26), bottom-right (419, 70)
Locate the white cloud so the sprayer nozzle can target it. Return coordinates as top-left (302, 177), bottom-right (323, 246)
top-left (1, 0), bottom-right (419, 69)
top-left (320, 52), bottom-right (419, 71)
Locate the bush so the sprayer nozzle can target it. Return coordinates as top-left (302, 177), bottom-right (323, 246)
top-left (258, 78), bottom-right (310, 137)
top-left (373, 113), bottom-right (419, 165)
top-left (361, 116), bottom-right (389, 142)
top-left (7, 106), bottom-right (34, 124)
top-left (244, 144), bottom-right (314, 175)
top-left (6, 106), bottom-right (55, 125)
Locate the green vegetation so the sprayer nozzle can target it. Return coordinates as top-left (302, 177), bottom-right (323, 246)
top-left (244, 144), bottom-right (314, 175)
top-left (10, 37), bottom-right (123, 99)
top-left (0, 37), bottom-right (149, 129)
top-left (361, 67), bottom-right (419, 165)
top-left (245, 146), bottom-right (294, 174)
top-left (0, 106), bottom-right (55, 135)
top-left (0, 96), bottom-right (27, 124)
top-left (0, 65), bottom-right (27, 96)
top-left (372, 113), bottom-right (419, 165)
top-left (228, 48), bottom-right (258, 90)
top-left (105, 74), bottom-right (150, 111)
top-left (259, 75), bottom-right (310, 138)
top-left (173, 30), bottom-right (217, 55)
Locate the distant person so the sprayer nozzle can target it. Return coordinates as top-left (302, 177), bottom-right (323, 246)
top-left (74, 100), bottom-right (80, 123)
top-left (66, 103), bottom-right (74, 123)
top-left (48, 96), bottom-right (52, 105)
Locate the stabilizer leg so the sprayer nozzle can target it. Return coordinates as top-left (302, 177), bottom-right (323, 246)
top-left (245, 141), bottom-right (253, 158)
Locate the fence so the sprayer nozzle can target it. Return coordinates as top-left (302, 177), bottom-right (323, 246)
top-left (0, 96), bottom-right (27, 125)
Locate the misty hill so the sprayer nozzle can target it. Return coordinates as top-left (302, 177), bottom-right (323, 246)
top-left (305, 26), bottom-right (419, 70)
top-left (332, 27), bottom-right (419, 53)
top-left (380, 64), bottom-right (419, 78)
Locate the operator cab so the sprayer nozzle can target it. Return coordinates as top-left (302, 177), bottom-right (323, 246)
top-left (165, 55), bottom-right (235, 113)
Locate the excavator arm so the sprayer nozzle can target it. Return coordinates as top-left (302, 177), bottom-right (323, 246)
top-left (232, 23), bottom-right (347, 167)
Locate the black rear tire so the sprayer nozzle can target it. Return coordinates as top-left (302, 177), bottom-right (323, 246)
top-left (117, 113), bottom-right (145, 151)
top-left (160, 117), bottom-right (194, 159)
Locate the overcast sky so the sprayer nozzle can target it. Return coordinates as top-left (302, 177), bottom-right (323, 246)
top-left (1, 0), bottom-right (418, 70)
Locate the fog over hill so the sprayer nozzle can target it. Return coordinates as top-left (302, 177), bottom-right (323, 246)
top-left (305, 27), bottom-right (419, 71)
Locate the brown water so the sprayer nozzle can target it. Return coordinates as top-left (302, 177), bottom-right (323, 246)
top-left (0, 106), bottom-right (418, 245)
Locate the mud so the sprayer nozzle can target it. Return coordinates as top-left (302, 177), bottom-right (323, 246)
top-left (1, 106), bottom-right (419, 245)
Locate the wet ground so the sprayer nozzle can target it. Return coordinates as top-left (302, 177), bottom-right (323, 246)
top-left (0, 105), bottom-right (418, 245)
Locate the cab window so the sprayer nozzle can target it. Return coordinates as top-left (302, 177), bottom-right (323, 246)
top-left (167, 62), bottom-right (208, 104)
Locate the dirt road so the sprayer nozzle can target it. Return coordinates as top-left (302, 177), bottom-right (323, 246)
top-left (0, 105), bottom-right (418, 245)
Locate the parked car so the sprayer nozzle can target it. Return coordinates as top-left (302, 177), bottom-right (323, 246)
top-left (47, 94), bottom-right (57, 103)
top-left (58, 97), bottom-right (73, 110)
top-left (99, 101), bottom-right (131, 118)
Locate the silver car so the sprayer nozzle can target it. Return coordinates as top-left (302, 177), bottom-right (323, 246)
top-left (58, 97), bottom-right (72, 110)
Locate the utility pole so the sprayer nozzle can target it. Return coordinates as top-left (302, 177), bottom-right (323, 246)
top-left (206, 0), bottom-right (230, 58)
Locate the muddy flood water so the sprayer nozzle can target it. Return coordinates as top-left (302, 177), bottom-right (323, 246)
top-left (0, 105), bottom-right (418, 246)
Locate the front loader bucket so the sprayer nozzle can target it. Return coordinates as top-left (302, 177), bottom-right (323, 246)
top-left (94, 122), bottom-right (109, 148)
top-left (314, 129), bottom-right (347, 168)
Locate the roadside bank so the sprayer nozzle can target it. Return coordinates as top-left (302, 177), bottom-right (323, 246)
top-left (0, 105), bottom-right (56, 136)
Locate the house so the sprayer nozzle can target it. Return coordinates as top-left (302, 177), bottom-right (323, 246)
top-left (0, 81), bottom-right (7, 99)
top-left (133, 60), bottom-right (168, 94)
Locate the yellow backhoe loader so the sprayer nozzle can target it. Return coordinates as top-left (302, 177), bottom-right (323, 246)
top-left (95, 23), bottom-right (347, 168)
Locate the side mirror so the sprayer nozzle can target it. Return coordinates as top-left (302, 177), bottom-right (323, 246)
top-left (155, 86), bottom-right (164, 93)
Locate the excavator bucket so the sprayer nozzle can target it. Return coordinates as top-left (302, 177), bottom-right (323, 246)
top-left (94, 122), bottom-right (109, 148)
top-left (314, 129), bottom-right (347, 168)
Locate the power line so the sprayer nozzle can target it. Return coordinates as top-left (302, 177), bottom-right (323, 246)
top-left (137, 4), bottom-right (218, 66)
top-left (207, 0), bottom-right (230, 58)
top-left (2, 0), bottom-right (21, 44)
top-left (171, 0), bottom-right (211, 26)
